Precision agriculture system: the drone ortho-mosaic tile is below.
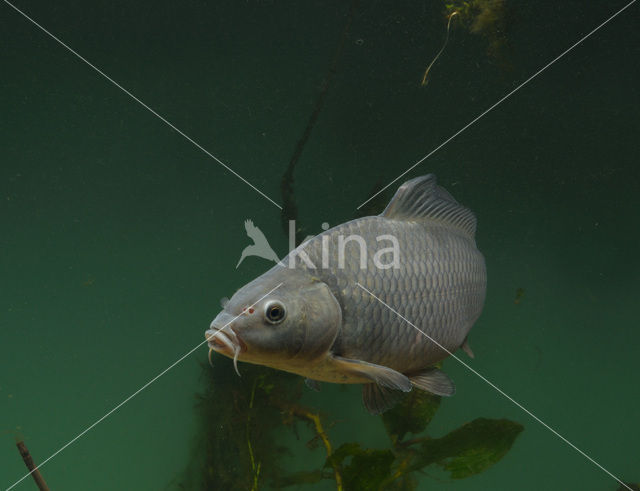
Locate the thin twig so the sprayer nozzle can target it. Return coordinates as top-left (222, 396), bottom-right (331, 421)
top-left (16, 441), bottom-right (50, 491)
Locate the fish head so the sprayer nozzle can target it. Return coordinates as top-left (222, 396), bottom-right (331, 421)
top-left (206, 268), bottom-right (342, 371)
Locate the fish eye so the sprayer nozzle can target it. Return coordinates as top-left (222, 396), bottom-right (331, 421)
top-left (264, 300), bottom-right (286, 324)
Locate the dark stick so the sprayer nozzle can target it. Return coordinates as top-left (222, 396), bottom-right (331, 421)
top-left (280, 0), bottom-right (359, 243)
top-left (16, 441), bottom-right (50, 491)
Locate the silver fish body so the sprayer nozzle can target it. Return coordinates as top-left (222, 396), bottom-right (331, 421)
top-left (303, 215), bottom-right (485, 372)
top-left (206, 175), bottom-right (486, 413)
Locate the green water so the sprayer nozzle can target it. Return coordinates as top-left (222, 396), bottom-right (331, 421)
top-left (1, 1), bottom-right (638, 490)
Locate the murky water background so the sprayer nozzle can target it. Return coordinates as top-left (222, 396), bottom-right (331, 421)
top-left (1, 1), bottom-right (638, 490)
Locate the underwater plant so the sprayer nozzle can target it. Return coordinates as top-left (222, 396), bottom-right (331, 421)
top-left (176, 363), bottom-right (301, 490)
top-left (282, 383), bottom-right (523, 489)
top-left (176, 360), bottom-right (523, 490)
top-left (442, 0), bottom-right (512, 69)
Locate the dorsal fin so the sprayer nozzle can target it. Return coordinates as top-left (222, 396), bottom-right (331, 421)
top-left (380, 174), bottom-right (477, 238)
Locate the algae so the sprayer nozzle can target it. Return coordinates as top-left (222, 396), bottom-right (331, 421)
top-left (444, 0), bottom-right (512, 68)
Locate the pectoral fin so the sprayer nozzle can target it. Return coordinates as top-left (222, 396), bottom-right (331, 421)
top-left (409, 368), bottom-right (455, 396)
top-left (331, 355), bottom-right (412, 392)
top-left (362, 384), bottom-right (404, 415)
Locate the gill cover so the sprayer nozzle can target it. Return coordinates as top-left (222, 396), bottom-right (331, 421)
top-left (227, 268), bottom-right (342, 363)
top-left (283, 277), bottom-right (342, 361)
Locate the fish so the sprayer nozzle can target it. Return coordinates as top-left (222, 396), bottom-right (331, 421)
top-left (206, 174), bottom-right (487, 414)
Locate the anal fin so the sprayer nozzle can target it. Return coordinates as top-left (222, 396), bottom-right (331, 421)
top-left (409, 368), bottom-right (455, 396)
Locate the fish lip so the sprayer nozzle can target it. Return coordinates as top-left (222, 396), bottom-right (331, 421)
top-left (205, 326), bottom-right (246, 354)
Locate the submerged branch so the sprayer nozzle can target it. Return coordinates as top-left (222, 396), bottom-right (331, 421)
top-left (280, 0), bottom-right (359, 244)
top-left (16, 440), bottom-right (50, 491)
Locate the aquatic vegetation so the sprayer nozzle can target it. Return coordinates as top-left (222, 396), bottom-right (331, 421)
top-left (443, 0), bottom-right (511, 68)
top-left (176, 363), bottom-right (302, 490)
top-left (177, 361), bottom-right (523, 490)
top-left (317, 390), bottom-right (523, 489)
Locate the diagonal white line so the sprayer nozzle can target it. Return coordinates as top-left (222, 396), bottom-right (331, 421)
top-left (355, 282), bottom-right (632, 491)
top-left (2, 0), bottom-right (282, 210)
top-left (5, 283), bottom-right (283, 491)
top-left (357, 0), bottom-right (638, 210)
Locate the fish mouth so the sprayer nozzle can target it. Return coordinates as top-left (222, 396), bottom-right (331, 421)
top-left (205, 325), bottom-right (246, 376)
